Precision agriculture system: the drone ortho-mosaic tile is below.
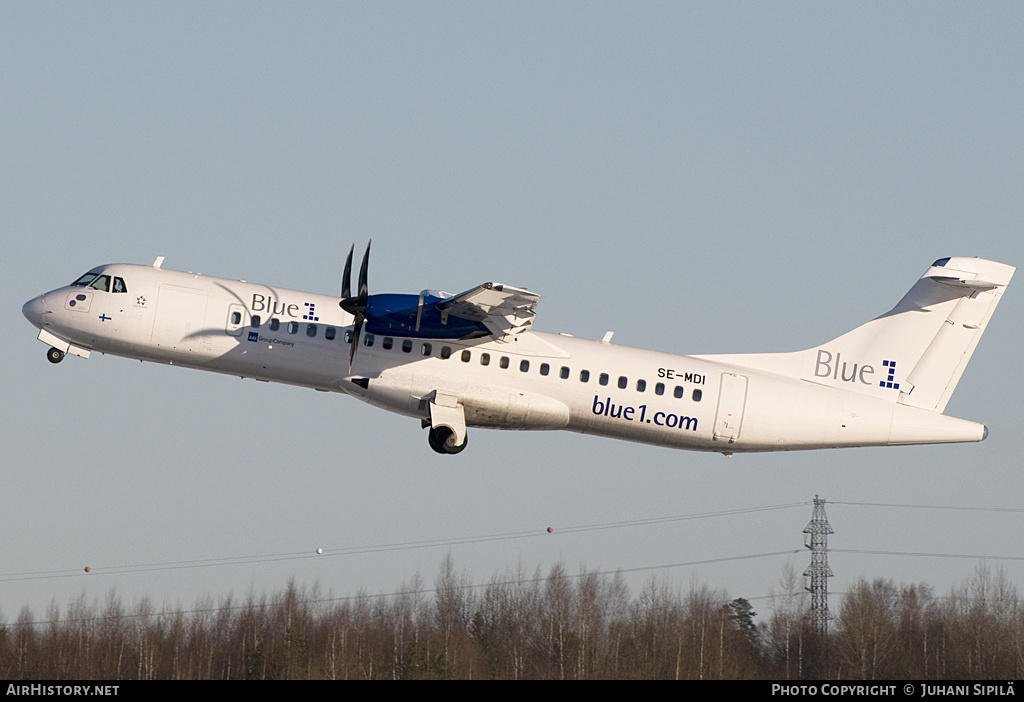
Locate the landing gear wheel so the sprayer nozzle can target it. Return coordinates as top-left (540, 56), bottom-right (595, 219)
top-left (428, 426), bottom-right (467, 455)
top-left (46, 347), bottom-right (65, 364)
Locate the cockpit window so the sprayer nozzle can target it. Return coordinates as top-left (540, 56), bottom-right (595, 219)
top-left (72, 272), bottom-right (125, 293)
top-left (89, 275), bottom-right (110, 292)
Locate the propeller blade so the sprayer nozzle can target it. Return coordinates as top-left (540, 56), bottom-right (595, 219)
top-left (341, 244), bottom-right (354, 299)
top-left (357, 239), bottom-right (370, 303)
top-left (348, 314), bottom-right (364, 373)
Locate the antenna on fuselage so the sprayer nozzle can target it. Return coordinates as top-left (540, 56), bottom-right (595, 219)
top-left (152, 256), bottom-right (165, 269)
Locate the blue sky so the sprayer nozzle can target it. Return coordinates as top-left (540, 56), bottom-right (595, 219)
top-left (2, 2), bottom-right (1022, 622)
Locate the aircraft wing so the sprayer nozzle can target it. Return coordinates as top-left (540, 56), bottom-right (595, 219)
top-left (437, 282), bottom-right (540, 341)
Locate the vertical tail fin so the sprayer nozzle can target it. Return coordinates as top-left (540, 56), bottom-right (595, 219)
top-left (697, 257), bottom-right (1014, 413)
top-left (807, 257), bottom-right (1014, 411)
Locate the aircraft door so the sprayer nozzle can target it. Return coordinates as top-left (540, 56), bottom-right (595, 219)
top-left (713, 373), bottom-right (748, 443)
top-left (152, 284), bottom-right (208, 353)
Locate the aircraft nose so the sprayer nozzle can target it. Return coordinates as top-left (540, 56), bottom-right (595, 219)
top-left (22, 295), bottom-right (49, 327)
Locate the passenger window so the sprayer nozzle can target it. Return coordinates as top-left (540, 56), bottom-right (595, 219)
top-left (344, 330), bottom-right (352, 343)
top-left (402, 339), bottom-right (413, 353)
top-left (540, 363), bottom-right (550, 376)
top-left (500, 356), bottom-right (509, 369)
top-left (655, 382), bottom-right (665, 395)
top-left (325, 327), bottom-right (336, 340)
top-left (270, 318), bottom-right (280, 331)
top-left (692, 389), bottom-right (703, 402)
top-left (307, 324), bottom-right (317, 337)
top-left (288, 321), bottom-right (299, 334)
top-left (231, 311), bottom-right (242, 325)
top-left (560, 366), bottom-right (569, 379)
top-left (461, 350), bottom-right (471, 362)
top-left (674, 386), bottom-right (684, 398)
top-left (421, 343), bottom-right (432, 356)
top-left (112, 277), bottom-right (127, 293)
top-left (441, 346), bottom-right (452, 359)
top-left (252, 315), bottom-right (261, 327)
top-left (480, 353), bottom-right (490, 366)
top-left (383, 337), bottom-right (394, 350)
top-left (599, 373), bottom-right (609, 386)
top-left (520, 360), bottom-right (530, 372)
top-left (618, 376), bottom-right (627, 389)
top-left (636, 379), bottom-right (646, 392)
top-left (364, 333), bottom-right (375, 347)
top-left (580, 370), bottom-right (590, 382)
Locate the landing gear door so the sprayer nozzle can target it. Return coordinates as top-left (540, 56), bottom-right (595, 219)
top-left (713, 373), bottom-right (748, 443)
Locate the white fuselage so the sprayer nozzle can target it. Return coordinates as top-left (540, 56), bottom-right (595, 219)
top-left (23, 262), bottom-right (991, 455)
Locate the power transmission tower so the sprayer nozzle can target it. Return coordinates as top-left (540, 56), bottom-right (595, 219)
top-left (803, 495), bottom-right (834, 636)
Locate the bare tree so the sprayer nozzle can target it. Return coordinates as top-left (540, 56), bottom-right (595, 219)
top-left (765, 563), bottom-right (811, 679)
top-left (433, 553), bottom-right (476, 678)
top-left (835, 578), bottom-right (900, 679)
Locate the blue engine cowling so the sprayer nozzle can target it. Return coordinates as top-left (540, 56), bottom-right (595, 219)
top-left (363, 293), bottom-right (490, 339)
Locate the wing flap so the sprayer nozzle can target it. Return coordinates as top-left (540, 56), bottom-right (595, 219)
top-left (438, 283), bottom-right (540, 342)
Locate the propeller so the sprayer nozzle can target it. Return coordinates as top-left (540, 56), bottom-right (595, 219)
top-left (340, 241), bottom-right (371, 372)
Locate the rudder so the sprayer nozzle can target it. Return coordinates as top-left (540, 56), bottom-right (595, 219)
top-left (897, 257), bottom-right (1014, 412)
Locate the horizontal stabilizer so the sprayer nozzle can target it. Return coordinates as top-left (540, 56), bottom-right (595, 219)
top-left (926, 275), bottom-right (1001, 291)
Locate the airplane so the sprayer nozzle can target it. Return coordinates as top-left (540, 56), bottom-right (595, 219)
top-left (22, 247), bottom-right (1013, 456)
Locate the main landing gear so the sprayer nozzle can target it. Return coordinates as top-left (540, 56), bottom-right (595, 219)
top-left (46, 347), bottom-right (65, 364)
top-left (424, 391), bottom-right (469, 455)
top-left (428, 426), bottom-right (468, 455)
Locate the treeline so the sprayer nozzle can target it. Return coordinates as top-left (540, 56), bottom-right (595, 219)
top-left (1, 557), bottom-right (1021, 679)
